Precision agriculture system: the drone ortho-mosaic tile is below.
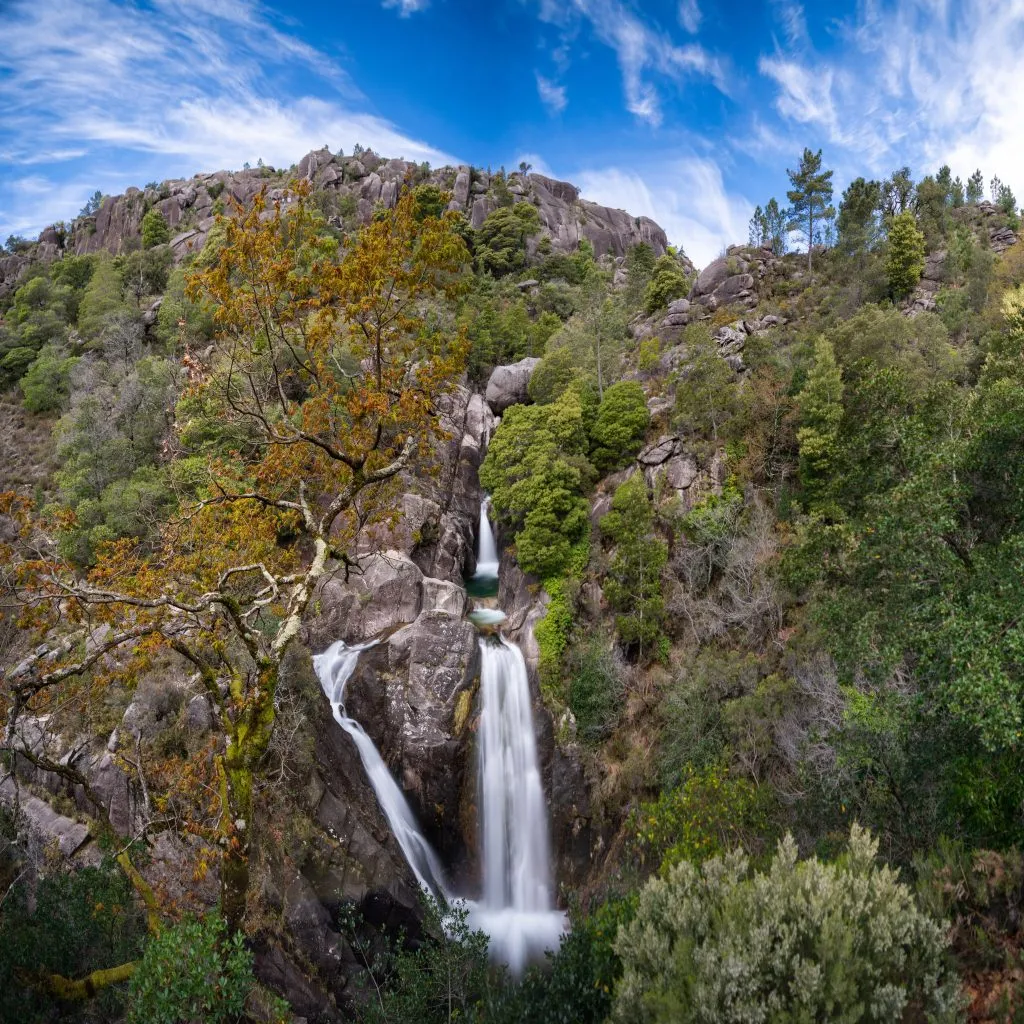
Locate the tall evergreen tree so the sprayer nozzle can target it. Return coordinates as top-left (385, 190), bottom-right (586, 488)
top-left (836, 177), bottom-right (882, 254)
top-left (885, 211), bottom-right (926, 300)
top-left (748, 205), bottom-right (767, 247)
top-left (764, 198), bottom-right (788, 254)
top-left (797, 336), bottom-right (843, 506)
top-left (966, 168), bottom-right (985, 204)
top-left (600, 474), bottom-right (667, 662)
top-left (786, 148), bottom-right (834, 270)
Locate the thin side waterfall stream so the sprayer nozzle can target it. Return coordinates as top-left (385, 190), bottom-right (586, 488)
top-left (311, 495), bottom-right (565, 973)
top-left (312, 640), bottom-right (452, 903)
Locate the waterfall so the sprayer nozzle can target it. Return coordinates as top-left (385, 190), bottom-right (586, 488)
top-left (471, 637), bottom-right (566, 975)
top-left (313, 640), bottom-right (451, 903)
top-left (476, 497), bottom-right (499, 578)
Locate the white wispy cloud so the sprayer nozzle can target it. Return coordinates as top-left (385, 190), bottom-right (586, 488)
top-left (382, 0), bottom-right (430, 16)
top-left (535, 73), bottom-right (568, 114)
top-left (0, 0), bottom-right (457, 238)
top-left (532, 0), bottom-right (727, 126)
top-left (678, 0), bottom-right (701, 34)
top-left (577, 156), bottom-right (752, 266)
top-left (759, 0), bottom-right (1024, 195)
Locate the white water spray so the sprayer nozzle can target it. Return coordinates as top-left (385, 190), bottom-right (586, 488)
top-left (313, 640), bottom-right (451, 903)
top-left (476, 498), bottom-right (499, 578)
top-left (472, 637), bottom-right (566, 974)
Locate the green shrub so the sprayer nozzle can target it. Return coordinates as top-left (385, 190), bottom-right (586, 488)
top-left (127, 914), bottom-right (255, 1024)
top-left (590, 380), bottom-right (650, 472)
top-left (0, 863), bottom-right (146, 1024)
top-left (627, 764), bottom-right (773, 872)
top-left (20, 344), bottom-right (79, 413)
top-left (141, 208), bottom-right (170, 249)
top-left (613, 825), bottom-right (963, 1023)
top-left (644, 254), bottom-right (690, 314)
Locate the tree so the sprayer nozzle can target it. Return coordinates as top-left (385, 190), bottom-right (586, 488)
top-left (600, 474), bottom-right (667, 660)
top-left (79, 190), bottom-right (104, 217)
top-left (518, 160), bottom-right (532, 177)
top-left (4, 185), bottom-right (470, 953)
top-left (140, 208), bottom-right (170, 249)
top-left (624, 242), bottom-right (657, 308)
top-left (762, 198), bottom-right (787, 254)
top-left (966, 168), bottom-right (985, 204)
top-left (644, 254), bottom-right (690, 313)
top-left (590, 380), bottom-right (650, 472)
top-left (837, 176), bottom-right (882, 254)
top-left (991, 175), bottom-right (1017, 216)
top-left (475, 203), bottom-right (541, 275)
top-left (882, 165), bottom-right (915, 218)
top-left (77, 255), bottom-right (126, 339)
top-left (796, 336), bottom-right (843, 505)
top-left (674, 328), bottom-right (737, 442)
top-left (748, 205), bottom-right (767, 247)
top-left (885, 210), bottom-right (926, 299)
top-left (613, 826), bottom-right (962, 1023)
top-left (786, 148), bottom-right (834, 270)
top-left (481, 387), bottom-right (593, 578)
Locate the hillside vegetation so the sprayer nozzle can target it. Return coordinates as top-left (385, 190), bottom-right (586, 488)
top-left (3, 147), bottom-right (1024, 1022)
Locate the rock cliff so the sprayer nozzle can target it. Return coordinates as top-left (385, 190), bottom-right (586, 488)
top-left (1, 148), bottom-right (669, 298)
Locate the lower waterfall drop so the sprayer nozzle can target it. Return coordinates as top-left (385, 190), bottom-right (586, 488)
top-left (471, 637), bottom-right (566, 975)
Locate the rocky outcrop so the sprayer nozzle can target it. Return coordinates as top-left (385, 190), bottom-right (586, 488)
top-left (3, 149), bottom-right (672, 299)
top-left (688, 244), bottom-right (781, 313)
top-left (345, 608), bottom-right (480, 872)
top-left (485, 357), bottom-right (540, 414)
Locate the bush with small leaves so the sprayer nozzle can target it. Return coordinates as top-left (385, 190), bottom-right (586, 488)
top-left (613, 825), bottom-right (963, 1023)
top-left (590, 380), bottom-right (650, 472)
top-left (127, 914), bottom-right (256, 1024)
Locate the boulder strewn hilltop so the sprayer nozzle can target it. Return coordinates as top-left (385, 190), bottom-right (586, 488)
top-left (0, 148), bottom-right (669, 297)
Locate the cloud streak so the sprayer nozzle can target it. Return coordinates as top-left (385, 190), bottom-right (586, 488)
top-left (536, 73), bottom-right (568, 114)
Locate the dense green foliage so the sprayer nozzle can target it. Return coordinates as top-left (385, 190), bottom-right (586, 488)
top-left (613, 827), bottom-right (962, 1023)
top-left (127, 914), bottom-right (258, 1024)
top-left (590, 381), bottom-right (650, 472)
top-left (600, 475), bottom-right (667, 659)
top-left (885, 210), bottom-right (926, 298)
top-left (140, 208), bottom-right (171, 249)
top-left (0, 863), bottom-right (146, 1023)
top-left (480, 387), bottom-right (593, 577)
top-left (643, 253), bottom-right (690, 313)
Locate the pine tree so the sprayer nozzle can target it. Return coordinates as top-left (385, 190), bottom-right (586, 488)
top-left (786, 148), bottom-right (834, 271)
top-left (966, 169), bottom-right (984, 204)
top-left (748, 205), bottom-right (767, 247)
top-left (884, 211), bottom-right (926, 299)
top-left (140, 208), bottom-right (170, 249)
top-left (600, 474), bottom-right (667, 661)
top-left (796, 336), bottom-right (843, 505)
top-left (836, 177), bottom-right (881, 254)
top-left (764, 198), bottom-right (788, 254)
top-left (76, 256), bottom-right (125, 339)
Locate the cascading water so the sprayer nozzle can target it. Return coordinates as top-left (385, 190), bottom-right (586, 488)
top-left (311, 486), bottom-right (564, 974)
top-left (470, 637), bottom-right (566, 975)
top-left (313, 640), bottom-right (451, 903)
top-left (475, 498), bottom-right (499, 578)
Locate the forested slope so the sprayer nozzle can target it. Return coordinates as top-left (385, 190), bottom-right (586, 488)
top-left (2, 147), bottom-right (1024, 1022)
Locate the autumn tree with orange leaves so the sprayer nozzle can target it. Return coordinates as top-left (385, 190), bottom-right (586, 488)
top-left (1, 182), bottom-right (470, 973)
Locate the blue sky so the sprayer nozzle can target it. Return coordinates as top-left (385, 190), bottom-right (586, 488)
top-left (2, 0), bottom-right (1024, 266)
